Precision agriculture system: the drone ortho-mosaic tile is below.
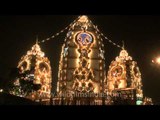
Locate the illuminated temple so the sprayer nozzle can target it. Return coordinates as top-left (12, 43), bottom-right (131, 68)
top-left (8, 15), bottom-right (153, 105)
top-left (56, 16), bottom-right (106, 105)
top-left (10, 42), bottom-right (52, 104)
top-left (105, 48), bottom-right (143, 105)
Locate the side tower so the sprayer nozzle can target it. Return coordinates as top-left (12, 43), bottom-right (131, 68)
top-left (11, 42), bottom-right (52, 104)
top-left (57, 16), bottom-right (106, 104)
top-left (105, 48), bottom-right (143, 105)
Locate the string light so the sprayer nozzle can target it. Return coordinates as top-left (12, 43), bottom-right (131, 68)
top-left (38, 15), bottom-right (122, 51)
top-left (89, 20), bottom-right (123, 49)
top-left (38, 16), bottom-right (82, 44)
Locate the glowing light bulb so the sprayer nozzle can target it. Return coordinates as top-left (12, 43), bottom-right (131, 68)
top-left (78, 15), bottom-right (89, 23)
top-left (0, 89), bottom-right (3, 92)
top-left (156, 57), bottom-right (160, 64)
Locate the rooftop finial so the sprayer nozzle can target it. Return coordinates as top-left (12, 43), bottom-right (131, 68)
top-left (78, 15), bottom-right (89, 23)
top-left (36, 35), bottom-right (39, 44)
top-left (122, 40), bottom-right (125, 50)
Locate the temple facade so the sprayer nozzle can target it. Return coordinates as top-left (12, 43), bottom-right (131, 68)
top-left (11, 42), bottom-right (52, 104)
top-left (105, 48), bottom-right (143, 105)
top-left (8, 15), bottom-right (153, 105)
top-left (56, 16), bottom-right (106, 105)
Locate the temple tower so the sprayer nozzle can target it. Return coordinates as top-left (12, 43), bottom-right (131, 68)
top-left (57, 16), bottom-right (106, 104)
top-left (105, 48), bottom-right (143, 104)
top-left (11, 42), bottom-right (52, 104)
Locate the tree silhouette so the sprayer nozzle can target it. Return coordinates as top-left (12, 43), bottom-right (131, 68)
top-left (9, 68), bottom-right (41, 97)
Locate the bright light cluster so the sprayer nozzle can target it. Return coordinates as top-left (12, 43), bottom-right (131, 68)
top-left (152, 56), bottom-right (160, 65)
top-left (71, 30), bottom-right (97, 93)
top-left (7, 15), bottom-right (149, 105)
top-left (0, 89), bottom-right (3, 92)
top-left (106, 49), bottom-right (143, 98)
top-left (57, 16), bottom-right (105, 98)
top-left (12, 43), bottom-right (52, 102)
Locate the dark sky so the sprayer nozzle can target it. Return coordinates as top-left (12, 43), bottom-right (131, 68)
top-left (1, 15), bottom-right (160, 103)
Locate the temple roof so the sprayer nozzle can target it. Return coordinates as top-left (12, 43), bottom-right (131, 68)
top-left (78, 15), bottom-right (89, 23)
top-left (115, 49), bottom-right (132, 62)
top-left (26, 43), bottom-right (45, 58)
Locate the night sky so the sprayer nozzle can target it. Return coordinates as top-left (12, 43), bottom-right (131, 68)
top-left (1, 15), bottom-right (160, 103)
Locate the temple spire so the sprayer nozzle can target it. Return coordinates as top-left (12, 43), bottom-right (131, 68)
top-left (36, 35), bottom-right (39, 44)
top-left (13, 37), bottom-right (52, 104)
top-left (122, 40), bottom-right (125, 50)
top-left (78, 15), bottom-right (89, 23)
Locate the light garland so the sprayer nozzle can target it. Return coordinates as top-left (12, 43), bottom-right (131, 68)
top-left (38, 16), bottom-right (82, 44)
top-left (37, 15), bottom-right (122, 51)
top-left (89, 19), bottom-right (123, 49)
